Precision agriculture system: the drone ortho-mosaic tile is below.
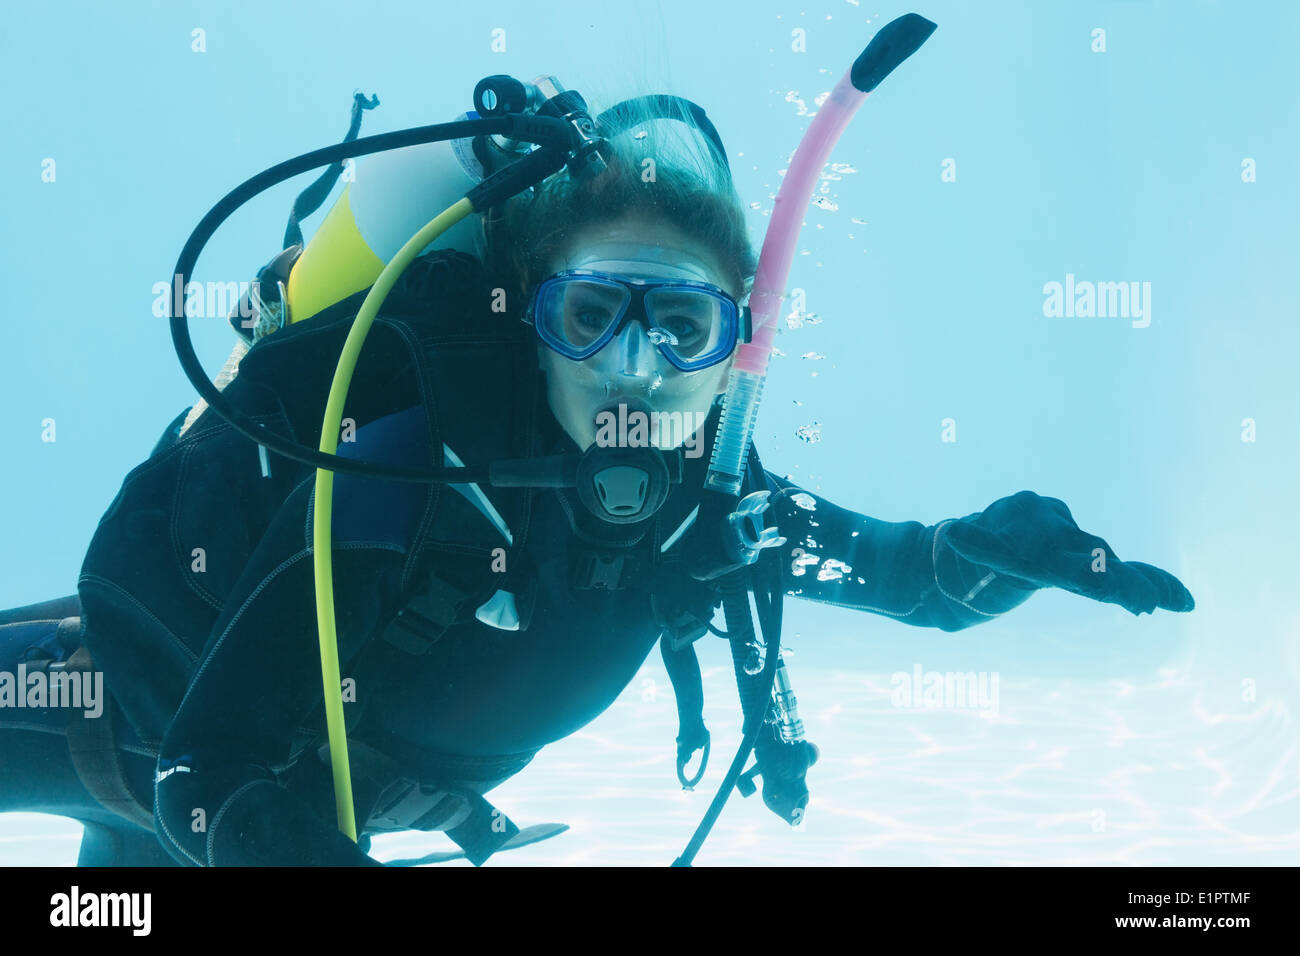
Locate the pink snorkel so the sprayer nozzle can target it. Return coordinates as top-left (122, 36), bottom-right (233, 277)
top-left (706, 13), bottom-right (938, 494)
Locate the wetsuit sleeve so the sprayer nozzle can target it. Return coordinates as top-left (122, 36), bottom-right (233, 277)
top-left (764, 474), bottom-right (1038, 632)
top-left (153, 475), bottom-right (404, 866)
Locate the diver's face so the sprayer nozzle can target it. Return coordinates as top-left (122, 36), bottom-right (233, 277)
top-left (535, 218), bottom-right (739, 455)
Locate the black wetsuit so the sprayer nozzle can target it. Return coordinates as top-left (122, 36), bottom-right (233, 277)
top-left (0, 252), bottom-right (1037, 866)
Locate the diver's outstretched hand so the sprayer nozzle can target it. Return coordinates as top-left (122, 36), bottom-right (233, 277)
top-left (942, 490), bottom-right (1194, 616)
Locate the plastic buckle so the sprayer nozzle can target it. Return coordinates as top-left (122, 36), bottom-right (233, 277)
top-left (572, 550), bottom-right (635, 591)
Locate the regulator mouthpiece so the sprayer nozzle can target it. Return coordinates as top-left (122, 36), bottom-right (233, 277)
top-left (575, 444), bottom-right (682, 525)
top-left (727, 490), bottom-right (787, 565)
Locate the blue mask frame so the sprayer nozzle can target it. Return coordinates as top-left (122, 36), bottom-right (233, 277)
top-left (523, 269), bottom-right (752, 371)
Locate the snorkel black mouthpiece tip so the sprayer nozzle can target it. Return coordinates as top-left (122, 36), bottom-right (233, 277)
top-left (850, 12), bottom-right (938, 93)
top-left (474, 74), bottom-right (530, 115)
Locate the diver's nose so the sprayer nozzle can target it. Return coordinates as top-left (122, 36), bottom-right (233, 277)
top-left (610, 320), bottom-right (660, 381)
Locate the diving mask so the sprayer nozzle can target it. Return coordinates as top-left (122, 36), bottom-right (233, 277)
top-left (524, 269), bottom-right (750, 371)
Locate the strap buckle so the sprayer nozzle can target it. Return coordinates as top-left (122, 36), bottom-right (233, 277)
top-left (571, 549), bottom-right (637, 590)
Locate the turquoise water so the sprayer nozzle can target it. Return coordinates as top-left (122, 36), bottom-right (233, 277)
top-left (2, 0), bottom-right (1297, 865)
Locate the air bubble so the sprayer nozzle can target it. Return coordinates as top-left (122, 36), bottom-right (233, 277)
top-left (795, 422), bottom-right (822, 444)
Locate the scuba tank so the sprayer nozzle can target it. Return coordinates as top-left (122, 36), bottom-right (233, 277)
top-left (285, 76), bottom-right (566, 323)
top-left (191, 94), bottom-right (503, 432)
top-left (283, 109), bottom-right (489, 323)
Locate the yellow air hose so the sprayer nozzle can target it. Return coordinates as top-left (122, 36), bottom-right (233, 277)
top-left (311, 196), bottom-right (475, 839)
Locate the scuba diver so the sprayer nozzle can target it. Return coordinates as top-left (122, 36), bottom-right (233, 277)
top-left (0, 15), bottom-right (1192, 867)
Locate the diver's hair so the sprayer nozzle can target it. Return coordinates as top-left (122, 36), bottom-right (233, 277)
top-left (481, 91), bottom-right (758, 306)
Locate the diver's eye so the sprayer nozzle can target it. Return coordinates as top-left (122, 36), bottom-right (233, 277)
top-left (645, 290), bottom-right (720, 356)
top-left (559, 283), bottom-right (623, 340)
top-left (657, 314), bottom-right (707, 347)
top-left (576, 308), bottom-right (611, 330)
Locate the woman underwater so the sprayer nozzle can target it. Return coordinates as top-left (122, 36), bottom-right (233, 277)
top-left (0, 58), bottom-right (1193, 867)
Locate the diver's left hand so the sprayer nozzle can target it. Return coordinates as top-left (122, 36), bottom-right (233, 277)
top-left (942, 490), bottom-right (1194, 616)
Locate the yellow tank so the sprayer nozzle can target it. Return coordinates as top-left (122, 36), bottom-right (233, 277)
top-left (286, 114), bottom-right (488, 322)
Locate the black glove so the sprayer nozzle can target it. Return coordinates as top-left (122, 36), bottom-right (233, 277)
top-left (943, 490), bottom-right (1194, 616)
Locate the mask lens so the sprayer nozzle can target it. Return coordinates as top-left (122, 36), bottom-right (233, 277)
top-left (645, 288), bottom-right (730, 366)
top-left (538, 278), bottom-right (629, 354)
